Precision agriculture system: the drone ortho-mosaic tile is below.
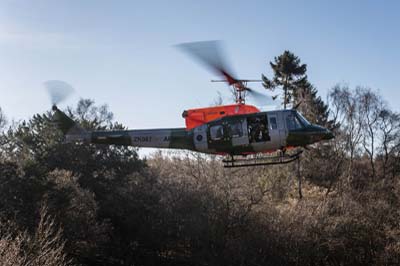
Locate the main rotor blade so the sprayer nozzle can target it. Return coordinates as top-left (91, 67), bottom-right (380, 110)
top-left (44, 80), bottom-right (74, 105)
top-left (176, 40), bottom-right (237, 85)
top-left (247, 89), bottom-right (277, 106)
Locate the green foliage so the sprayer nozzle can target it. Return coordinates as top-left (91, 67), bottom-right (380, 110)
top-left (293, 79), bottom-right (332, 127)
top-left (262, 50), bottom-right (307, 109)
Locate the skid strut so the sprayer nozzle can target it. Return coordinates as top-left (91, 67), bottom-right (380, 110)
top-left (223, 150), bottom-right (303, 168)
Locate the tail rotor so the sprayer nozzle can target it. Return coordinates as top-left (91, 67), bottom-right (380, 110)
top-left (44, 80), bottom-right (74, 108)
top-left (44, 80), bottom-right (87, 138)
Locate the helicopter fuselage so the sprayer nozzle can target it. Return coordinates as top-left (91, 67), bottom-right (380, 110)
top-left (84, 109), bottom-right (333, 155)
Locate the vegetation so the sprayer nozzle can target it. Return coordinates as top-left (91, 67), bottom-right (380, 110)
top-left (1, 57), bottom-right (400, 265)
top-left (0, 107), bottom-right (6, 130)
top-left (262, 50), bottom-right (307, 109)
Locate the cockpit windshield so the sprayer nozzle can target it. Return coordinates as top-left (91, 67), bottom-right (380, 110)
top-left (295, 111), bottom-right (311, 127)
top-left (286, 111), bottom-right (311, 130)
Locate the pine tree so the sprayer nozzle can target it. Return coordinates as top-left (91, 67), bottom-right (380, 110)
top-left (262, 50), bottom-right (307, 109)
top-left (293, 79), bottom-right (331, 127)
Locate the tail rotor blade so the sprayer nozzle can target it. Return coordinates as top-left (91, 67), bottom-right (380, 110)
top-left (44, 80), bottom-right (74, 105)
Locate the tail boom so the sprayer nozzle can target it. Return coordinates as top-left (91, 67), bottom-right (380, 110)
top-left (52, 105), bottom-right (194, 150)
top-left (91, 128), bottom-right (194, 150)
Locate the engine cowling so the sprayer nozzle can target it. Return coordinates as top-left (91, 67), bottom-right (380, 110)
top-left (182, 104), bottom-right (260, 130)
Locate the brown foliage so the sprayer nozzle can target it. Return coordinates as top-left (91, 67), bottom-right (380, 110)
top-left (0, 206), bottom-right (71, 266)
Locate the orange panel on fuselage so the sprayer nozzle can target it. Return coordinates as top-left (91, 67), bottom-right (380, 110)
top-left (182, 104), bottom-right (260, 130)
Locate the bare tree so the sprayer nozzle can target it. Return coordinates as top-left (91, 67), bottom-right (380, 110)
top-left (0, 206), bottom-right (72, 266)
top-left (377, 109), bottom-right (400, 178)
top-left (0, 222), bottom-right (26, 266)
top-left (28, 205), bottom-right (72, 266)
top-left (329, 85), bottom-right (364, 182)
top-left (357, 88), bottom-right (382, 179)
top-left (0, 107), bottom-right (6, 130)
top-left (67, 99), bottom-right (114, 130)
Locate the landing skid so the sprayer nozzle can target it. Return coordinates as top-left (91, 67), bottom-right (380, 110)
top-left (222, 149), bottom-right (303, 168)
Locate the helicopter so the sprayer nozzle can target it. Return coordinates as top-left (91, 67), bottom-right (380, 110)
top-left (49, 41), bottom-right (334, 168)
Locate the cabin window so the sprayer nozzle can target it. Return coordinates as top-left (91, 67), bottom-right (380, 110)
top-left (247, 115), bottom-right (270, 142)
top-left (286, 114), bottom-right (302, 130)
top-left (269, 117), bottom-right (277, 130)
top-left (210, 125), bottom-right (224, 140)
top-left (230, 121), bottom-right (243, 138)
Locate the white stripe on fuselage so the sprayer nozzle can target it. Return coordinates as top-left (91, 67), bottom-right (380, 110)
top-left (128, 129), bottom-right (173, 148)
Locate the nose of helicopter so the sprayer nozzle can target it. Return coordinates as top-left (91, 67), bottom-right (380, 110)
top-left (286, 125), bottom-right (334, 147)
top-left (309, 125), bottom-right (334, 142)
top-left (323, 128), bottom-right (334, 140)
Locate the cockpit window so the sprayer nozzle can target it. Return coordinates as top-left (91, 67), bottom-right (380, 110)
top-left (286, 114), bottom-right (302, 130)
top-left (296, 112), bottom-right (311, 126)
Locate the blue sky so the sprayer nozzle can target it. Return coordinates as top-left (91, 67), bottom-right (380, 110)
top-left (1, 0), bottom-right (399, 131)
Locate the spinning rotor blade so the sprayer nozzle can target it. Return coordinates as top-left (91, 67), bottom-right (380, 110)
top-left (246, 88), bottom-right (277, 106)
top-left (176, 40), bottom-right (237, 85)
top-left (177, 40), bottom-right (273, 106)
top-left (44, 80), bottom-right (74, 105)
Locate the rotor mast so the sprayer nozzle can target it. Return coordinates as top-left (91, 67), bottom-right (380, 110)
top-left (211, 79), bottom-right (262, 104)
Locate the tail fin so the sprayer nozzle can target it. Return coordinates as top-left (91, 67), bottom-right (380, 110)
top-left (51, 105), bottom-right (90, 142)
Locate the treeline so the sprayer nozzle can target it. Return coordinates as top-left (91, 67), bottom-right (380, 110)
top-left (1, 56), bottom-right (400, 265)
